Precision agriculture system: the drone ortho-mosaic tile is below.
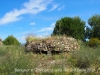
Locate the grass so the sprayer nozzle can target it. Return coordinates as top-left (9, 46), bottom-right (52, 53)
top-left (0, 43), bottom-right (100, 75)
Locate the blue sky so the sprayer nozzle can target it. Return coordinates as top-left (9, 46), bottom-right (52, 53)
top-left (0, 0), bottom-right (100, 43)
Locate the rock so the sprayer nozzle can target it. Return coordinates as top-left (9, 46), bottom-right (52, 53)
top-left (25, 36), bottom-right (80, 54)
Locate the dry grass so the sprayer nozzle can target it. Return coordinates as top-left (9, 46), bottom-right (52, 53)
top-left (0, 42), bottom-right (100, 75)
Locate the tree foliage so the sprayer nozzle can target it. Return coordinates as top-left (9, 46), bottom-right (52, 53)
top-left (88, 14), bottom-right (100, 39)
top-left (3, 35), bottom-right (20, 45)
top-left (52, 16), bottom-right (85, 40)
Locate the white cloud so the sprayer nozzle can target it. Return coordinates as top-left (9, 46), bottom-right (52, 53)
top-left (37, 27), bottom-right (53, 33)
top-left (18, 36), bottom-right (26, 41)
top-left (36, 22), bottom-right (55, 38)
top-left (14, 22), bottom-right (55, 43)
top-left (0, 9), bottom-right (22, 25)
top-left (0, 0), bottom-right (52, 25)
top-left (30, 22), bottom-right (35, 25)
top-left (51, 22), bottom-right (55, 27)
top-left (58, 5), bottom-right (65, 11)
top-left (48, 4), bottom-right (59, 11)
top-left (37, 22), bottom-right (55, 33)
top-left (17, 36), bottom-right (26, 43)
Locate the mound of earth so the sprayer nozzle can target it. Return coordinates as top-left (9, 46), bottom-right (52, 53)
top-left (25, 36), bottom-right (80, 55)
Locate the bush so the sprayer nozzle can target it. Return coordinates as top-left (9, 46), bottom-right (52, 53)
top-left (75, 58), bottom-right (90, 69)
top-left (88, 38), bottom-right (100, 47)
top-left (3, 35), bottom-right (20, 45)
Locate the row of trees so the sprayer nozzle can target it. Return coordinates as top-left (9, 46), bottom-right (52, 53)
top-left (52, 14), bottom-right (100, 41)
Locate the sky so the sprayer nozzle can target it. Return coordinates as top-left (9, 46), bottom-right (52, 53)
top-left (0, 0), bottom-right (100, 43)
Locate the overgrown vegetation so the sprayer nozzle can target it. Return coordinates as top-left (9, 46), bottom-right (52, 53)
top-left (0, 41), bottom-right (100, 75)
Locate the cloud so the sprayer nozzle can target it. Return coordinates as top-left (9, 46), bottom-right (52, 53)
top-left (30, 22), bottom-right (35, 25)
top-left (36, 22), bottom-right (55, 38)
top-left (13, 22), bottom-right (55, 43)
top-left (37, 22), bottom-right (55, 33)
top-left (0, 9), bottom-right (22, 25)
top-left (17, 35), bottom-right (26, 43)
top-left (18, 36), bottom-right (26, 41)
top-left (0, 0), bottom-right (52, 25)
top-left (58, 5), bottom-right (65, 11)
top-left (48, 4), bottom-right (59, 11)
top-left (51, 22), bottom-right (55, 27)
top-left (37, 27), bottom-right (53, 33)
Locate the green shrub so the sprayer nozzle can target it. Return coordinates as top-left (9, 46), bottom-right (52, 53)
top-left (3, 35), bottom-right (20, 45)
top-left (88, 38), bottom-right (100, 47)
top-left (75, 58), bottom-right (90, 69)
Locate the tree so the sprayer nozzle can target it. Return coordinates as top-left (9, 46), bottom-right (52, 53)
top-left (3, 35), bottom-right (20, 45)
top-left (52, 16), bottom-right (85, 40)
top-left (88, 14), bottom-right (100, 39)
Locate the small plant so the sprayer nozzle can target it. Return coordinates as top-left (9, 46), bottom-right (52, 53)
top-left (88, 38), bottom-right (100, 47)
